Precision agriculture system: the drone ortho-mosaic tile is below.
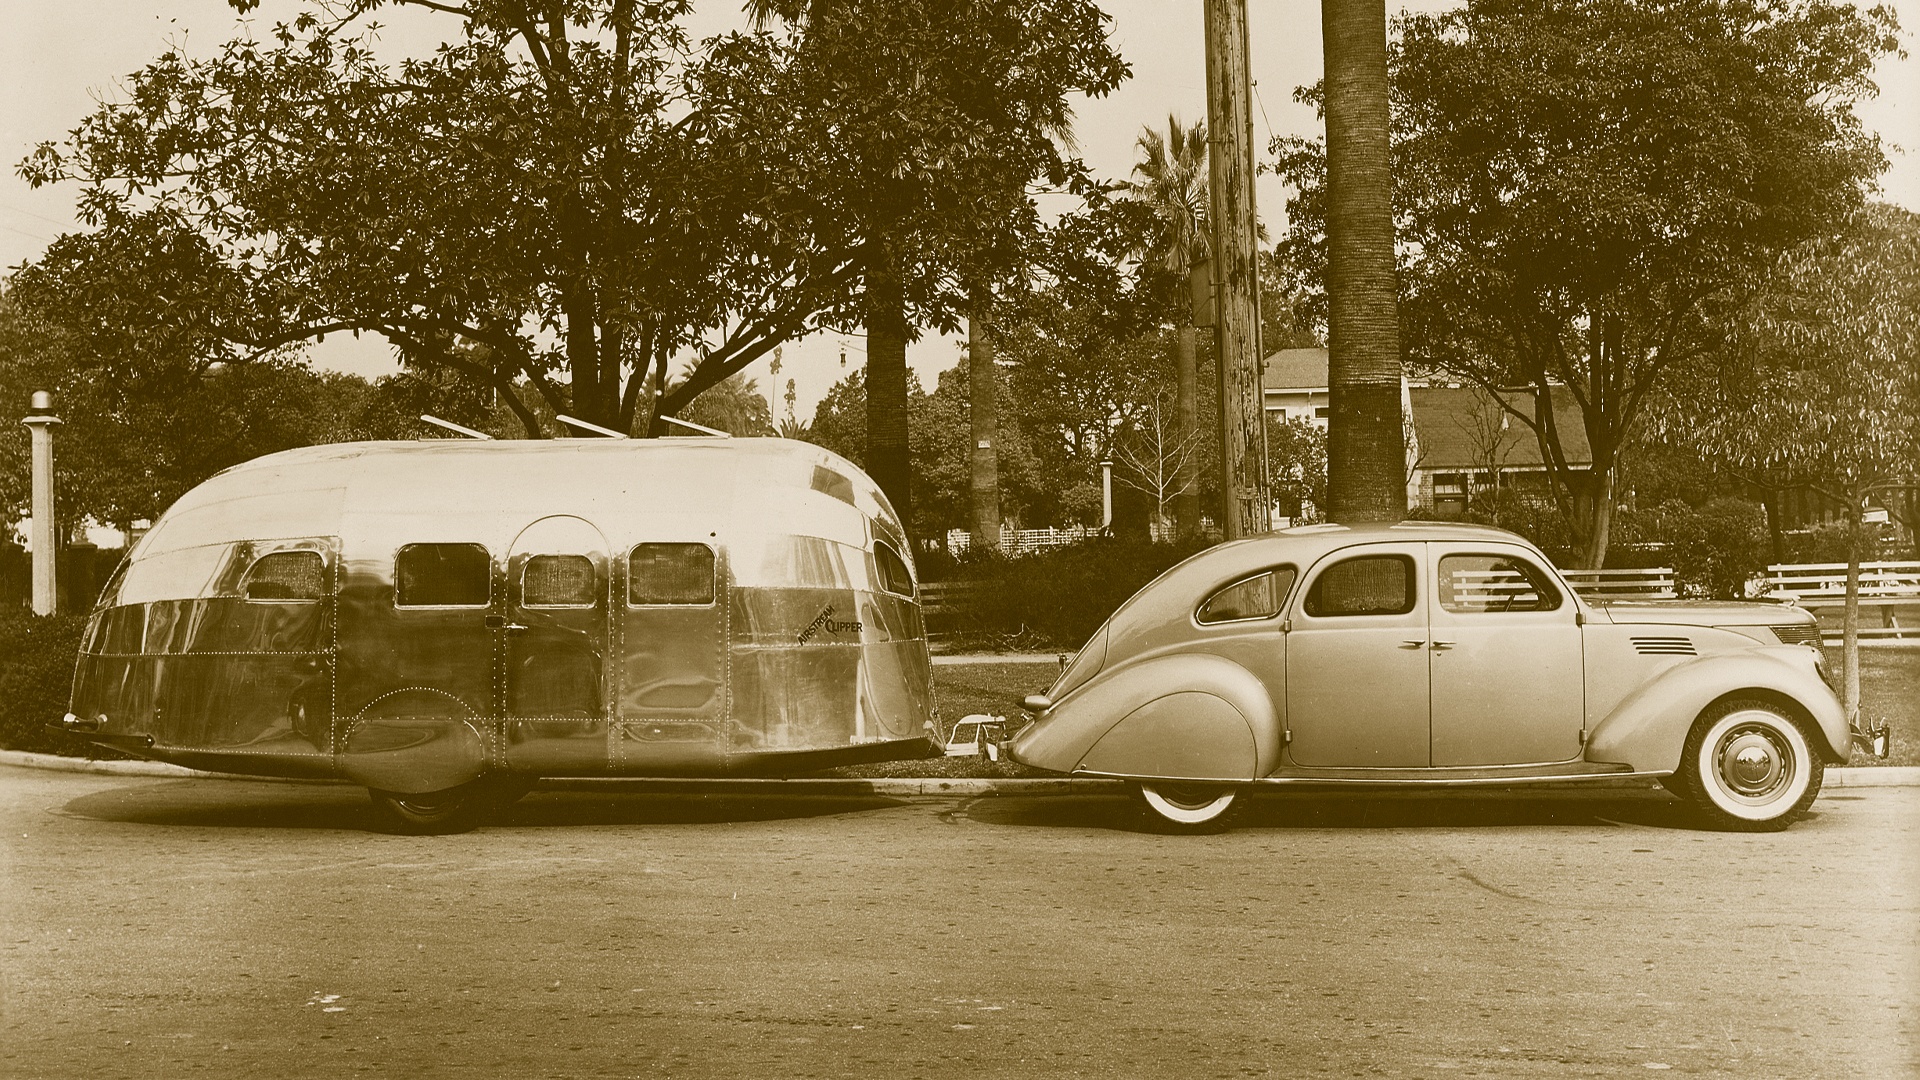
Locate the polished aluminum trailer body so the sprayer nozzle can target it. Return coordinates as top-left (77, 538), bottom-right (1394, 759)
top-left (68, 438), bottom-right (936, 794)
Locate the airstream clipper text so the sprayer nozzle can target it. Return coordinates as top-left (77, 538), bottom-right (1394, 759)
top-left (62, 437), bottom-right (936, 832)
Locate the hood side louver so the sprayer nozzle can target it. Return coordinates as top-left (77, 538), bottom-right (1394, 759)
top-left (1769, 623), bottom-right (1822, 646)
top-left (1631, 635), bottom-right (1697, 656)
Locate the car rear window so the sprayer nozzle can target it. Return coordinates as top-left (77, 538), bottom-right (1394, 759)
top-left (1197, 567), bottom-right (1296, 624)
top-left (1304, 554), bottom-right (1416, 617)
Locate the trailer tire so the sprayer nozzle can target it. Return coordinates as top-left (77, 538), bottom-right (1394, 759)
top-left (367, 778), bottom-right (504, 835)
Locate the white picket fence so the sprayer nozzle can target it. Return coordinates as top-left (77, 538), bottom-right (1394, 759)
top-left (1765, 561), bottom-right (1920, 639)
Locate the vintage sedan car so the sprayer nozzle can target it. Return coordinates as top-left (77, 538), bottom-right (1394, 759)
top-left (1010, 522), bottom-right (1884, 831)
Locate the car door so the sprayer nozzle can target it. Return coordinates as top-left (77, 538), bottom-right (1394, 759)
top-left (1285, 543), bottom-right (1430, 767)
top-left (1425, 542), bottom-right (1584, 766)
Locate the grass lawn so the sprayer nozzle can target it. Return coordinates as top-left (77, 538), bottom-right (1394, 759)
top-left (1832, 645), bottom-right (1920, 767)
top-left (856, 647), bottom-right (1920, 778)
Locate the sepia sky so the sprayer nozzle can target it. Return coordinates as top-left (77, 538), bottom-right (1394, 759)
top-left (1, 0), bottom-right (1914, 414)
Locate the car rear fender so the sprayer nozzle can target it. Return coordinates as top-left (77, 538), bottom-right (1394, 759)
top-left (1008, 652), bottom-right (1281, 780)
top-left (1585, 648), bottom-right (1848, 771)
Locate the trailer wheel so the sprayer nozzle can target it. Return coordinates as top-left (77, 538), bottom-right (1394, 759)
top-left (367, 777), bottom-right (511, 835)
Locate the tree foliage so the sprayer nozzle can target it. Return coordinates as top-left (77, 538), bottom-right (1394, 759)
top-left (1273, 0), bottom-right (1899, 565)
top-left (20, 0), bottom-right (1126, 443)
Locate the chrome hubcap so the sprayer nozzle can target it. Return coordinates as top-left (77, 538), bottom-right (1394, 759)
top-left (1714, 723), bottom-right (1792, 800)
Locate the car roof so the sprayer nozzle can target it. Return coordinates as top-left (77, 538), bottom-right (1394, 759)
top-left (1096, 520), bottom-right (1553, 652)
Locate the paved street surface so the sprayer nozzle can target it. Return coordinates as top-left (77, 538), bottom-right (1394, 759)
top-left (2, 768), bottom-right (1914, 1079)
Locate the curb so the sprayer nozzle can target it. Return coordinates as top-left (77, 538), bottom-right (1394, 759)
top-left (4, 749), bottom-right (1914, 791)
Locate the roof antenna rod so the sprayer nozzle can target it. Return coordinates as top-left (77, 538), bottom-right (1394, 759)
top-left (555, 414), bottom-right (631, 439)
top-left (658, 415), bottom-right (730, 437)
top-left (420, 414), bottom-right (493, 440)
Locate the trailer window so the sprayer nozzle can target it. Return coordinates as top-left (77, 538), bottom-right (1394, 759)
top-left (874, 542), bottom-right (913, 598)
top-left (395, 543), bottom-right (492, 607)
top-left (523, 554), bottom-right (597, 608)
top-left (243, 550), bottom-right (326, 601)
top-left (628, 543), bottom-right (715, 605)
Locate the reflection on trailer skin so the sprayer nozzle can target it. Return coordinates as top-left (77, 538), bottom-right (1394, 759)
top-left (66, 437), bottom-right (937, 832)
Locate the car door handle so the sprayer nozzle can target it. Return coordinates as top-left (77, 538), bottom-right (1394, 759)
top-left (1400, 639), bottom-right (1427, 649)
top-left (485, 615), bottom-right (528, 632)
top-left (1430, 640), bottom-right (1455, 650)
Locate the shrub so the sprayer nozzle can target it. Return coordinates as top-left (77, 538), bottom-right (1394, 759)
top-left (950, 536), bottom-right (1209, 649)
top-left (0, 608), bottom-right (97, 755)
top-left (1638, 497), bottom-right (1769, 598)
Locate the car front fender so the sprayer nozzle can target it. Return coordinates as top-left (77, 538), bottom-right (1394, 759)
top-left (1008, 652), bottom-right (1281, 781)
top-left (1585, 647), bottom-right (1848, 772)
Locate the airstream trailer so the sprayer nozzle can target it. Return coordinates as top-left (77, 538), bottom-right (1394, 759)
top-left (61, 437), bottom-right (937, 832)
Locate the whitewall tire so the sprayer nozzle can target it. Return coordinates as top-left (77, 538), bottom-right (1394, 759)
top-left (1673, 700), bottom-right (1823, 832)
top-left (1133, 781), bottom-right (1241, 832)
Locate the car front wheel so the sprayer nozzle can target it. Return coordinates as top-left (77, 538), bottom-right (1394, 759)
top-left (1132, 781), bottom-right (1241, 832)
top-left (1672, 699), bottom-right (1823, 832)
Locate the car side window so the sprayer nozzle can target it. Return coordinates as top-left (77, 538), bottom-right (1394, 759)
top-left (628, 543), bottom-right (715, 606)
top-left (1437, 553), bottom-right (1562, 613)
top-left (1303, 554), bottom-right (1416, 617)
top-left (395, 543), bottom-right (491, 607)
top-left (1197, 567), bottom-right (1296, 624)
top-left (243, 550), bottom-right (326, 602)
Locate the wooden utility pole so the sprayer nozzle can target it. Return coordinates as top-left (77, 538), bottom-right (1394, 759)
top-left (967, 305), bottom-right (1001, 552)
top-left (1204, 0), bottom-right (1271, 539)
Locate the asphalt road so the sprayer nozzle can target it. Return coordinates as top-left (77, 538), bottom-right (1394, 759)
top-left (2, 768), bottom-right (1915, 1079)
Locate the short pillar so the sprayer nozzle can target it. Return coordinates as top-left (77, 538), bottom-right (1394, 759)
top-left (23, 391), bottom-right (61, 616)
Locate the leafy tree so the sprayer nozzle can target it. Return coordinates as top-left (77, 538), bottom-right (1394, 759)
top-left (677, 373), bottom-right (775, 437)
top-left (1273, 0), bottom-right (1900, 566)
top-left (1653, 203), bottom-right (1920, 724)
top-left (0, 227), bottom-right (399, 530)
top-left (1266, 415), bottom-right (1328, 524)
top-left (22, 0), bottom-right (1122, 471)
top-left (737, 0), bottom-right (1127, 532)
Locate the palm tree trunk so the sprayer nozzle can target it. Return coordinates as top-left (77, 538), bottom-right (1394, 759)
top-left (1322, 0), bottom-right (1406, 524)
top-left (865, 247), bottom-right (914, 533)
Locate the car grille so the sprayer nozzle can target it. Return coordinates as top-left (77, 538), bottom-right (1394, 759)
top-left (1769, 623), bottom-right (1823, 646)
top-left (1631, 635), bottom-right (1697, 656)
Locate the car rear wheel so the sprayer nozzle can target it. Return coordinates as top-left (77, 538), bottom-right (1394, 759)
top-left (1132, 781), bottom-right (1241, 832)
top-left (1673, 699), bottom-right (1823, 832)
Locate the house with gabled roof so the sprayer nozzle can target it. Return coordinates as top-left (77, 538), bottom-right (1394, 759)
top-left (1261, 347), bottom-right (1593, 517)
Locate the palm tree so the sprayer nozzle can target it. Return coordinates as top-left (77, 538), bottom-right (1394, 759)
top-left (1321, 0), bottom-right (1406, 523)
top-left (1122, 115), bottom-right (1210, 539)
